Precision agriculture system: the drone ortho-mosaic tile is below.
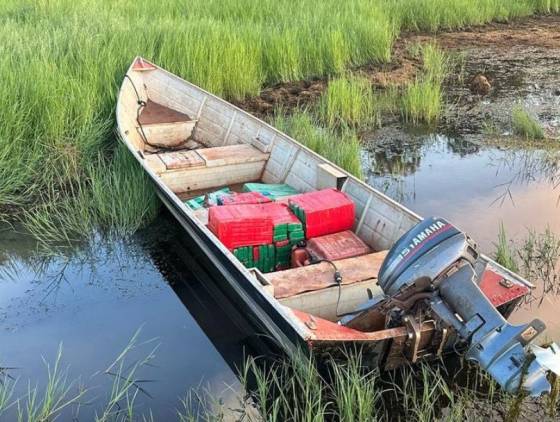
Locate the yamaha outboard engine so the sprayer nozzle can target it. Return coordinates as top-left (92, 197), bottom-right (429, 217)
top-left (342, 217), bottom-right (559, 396)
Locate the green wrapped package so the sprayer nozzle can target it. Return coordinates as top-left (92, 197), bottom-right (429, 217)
top-left (185, 187), bottom-right (231, 210)
top-left (242, 183), bottom-right (298, 201)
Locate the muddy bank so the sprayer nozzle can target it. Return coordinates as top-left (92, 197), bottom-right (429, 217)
top-left (236, 14), bottom-right (560, 139)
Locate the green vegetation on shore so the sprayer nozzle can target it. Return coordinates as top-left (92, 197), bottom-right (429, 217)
top-left (319, 75), bottom-right (377, 128)
top-left (272, 111), bottom-right (363, 179)
top-left (512, 105), bottom-right (546, 140)
top-left (1, 0), bottom-right (559, 241)
top-left (401, 44), bottom-right (449, 124)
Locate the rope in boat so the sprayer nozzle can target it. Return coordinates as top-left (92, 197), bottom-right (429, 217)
top-left (124, 74), bottom-right (149, 145)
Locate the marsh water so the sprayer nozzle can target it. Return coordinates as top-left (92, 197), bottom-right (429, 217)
top-left (0, 222), bottom-right (257, 419)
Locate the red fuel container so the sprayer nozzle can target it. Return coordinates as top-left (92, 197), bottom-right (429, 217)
top-left (306, 230), bottom-right (370, 261)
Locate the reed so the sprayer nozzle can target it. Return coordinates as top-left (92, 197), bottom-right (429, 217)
top-left (15, 345), bottom-right (86, 422)
top-left (95, 329), bottom-right (159, 422)
top-left (388, 0), bottom-right (537, 32)
top-left (401, 80), bottom-right (443, 124)
top-left (4, 344), bottom-right (557, 421)
top-left (512, 105), bottom-right (545, 140)
top-left (272, 111), bottom-right (363, 179)
top-left (494, 223), bottom-right (519, 272)
top-left (401, 44), bottom-right (449, 124)
top-left (318, 75), bottom-right (377, 128)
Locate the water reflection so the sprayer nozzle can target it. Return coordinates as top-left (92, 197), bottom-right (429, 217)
top-left (367, 129), bottom-right (555, 287)
top-left (0, 215), bottom-right (266, 420)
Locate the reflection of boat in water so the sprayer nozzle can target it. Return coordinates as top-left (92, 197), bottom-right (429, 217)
top-left (117, 57), bottom-right (560, 395)
top-left (145, 214), bottom-right (277, 373)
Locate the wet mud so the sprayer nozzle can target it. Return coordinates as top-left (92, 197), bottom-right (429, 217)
top-left (237, 15), bottom-right (560, 142)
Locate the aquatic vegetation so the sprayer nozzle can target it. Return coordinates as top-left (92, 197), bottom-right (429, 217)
top-left (401, 79), bottom-right (443, 124)
top-left (3, 341), bottom-right (559, 421)
top-left (512, 105), bottom-right (545, 140)
top-left (272, 111), bottom-right (363, 179)
top-left (401, 44), bottom-right (448, 124)
top-left (95, 329), bottom-right (159, 422)
top-left (0, 330), bottom-right (159, 421)
top-left (517, 227), bottom-right (560, 295)
top-left (318, 75), bottom-right (377, 128)
top-left (493, 224), bottom-right (560, 304)
top-left (482, 119), bottom-right (501, 136)
top-left (494, 223), bottom-right (520, 272)
top-left (11, 346), bottom-right (86, 422)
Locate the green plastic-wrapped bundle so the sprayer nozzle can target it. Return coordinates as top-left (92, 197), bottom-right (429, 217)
top-left (234, 243), bottom-right (276, 273)
top-left (242, 183), bottom-right (298, 201)
top-left (185, 187), bottom-right (231, 210)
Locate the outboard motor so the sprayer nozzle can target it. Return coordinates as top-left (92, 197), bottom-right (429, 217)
top-left (342, 217), bottom-right (560, 396)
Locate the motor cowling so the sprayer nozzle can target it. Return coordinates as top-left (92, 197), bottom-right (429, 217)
top-left (342, 217), bottom-right (559, 396)
top-left (377, 217), bottom-right (478, 295)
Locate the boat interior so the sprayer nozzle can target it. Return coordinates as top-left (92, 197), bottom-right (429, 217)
top-left (117, 59), bottom-right (527, 336)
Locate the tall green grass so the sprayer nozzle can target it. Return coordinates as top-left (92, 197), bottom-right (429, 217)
top-left (494, 223), bottom-right (520, 272)
top-left (319, 75), bottom-right (377, 127)
top-left (388, 0), bottom-right (542, 32)
top-left (401, 44), bottom-right (449, 124)
top-left (23, 144), bottom-right (159, 244)
top-left (273, 112), bottom-right (363, 179)
top-left (512, 105), bottom-right (545, 140)
top-left (0, 0), bottom-right (557, 241)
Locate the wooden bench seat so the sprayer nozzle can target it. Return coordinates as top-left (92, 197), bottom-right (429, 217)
top-left (138, 100), bottom-right (197, 149)
top-left (139, 100), bottom-right (191, 125)
top-left (144, 144), bottom-right (269, 193)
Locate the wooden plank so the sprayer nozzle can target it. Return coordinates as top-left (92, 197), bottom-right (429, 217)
top-left (159, 150), bottom-right (205, 170)
top-left (197, 144), bottom-right (269, 167)
top-left (159, 161), bottom-right (265, 193)
top-left (144, 154), bottom-right (167, 173)
top-left (266, 251), bottom-right (388, 299)
top-left (317, 163), bottom-right (348, 190)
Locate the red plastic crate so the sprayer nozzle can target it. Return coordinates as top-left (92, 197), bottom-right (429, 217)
top-left (266, 203), bottom-right (301, 226)
top-left (208, 205), bottom-right (273, 250)
top-left (208, 203), bottom-right (301, 250)
top-left (289, 189), bottom-right (355, 238)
